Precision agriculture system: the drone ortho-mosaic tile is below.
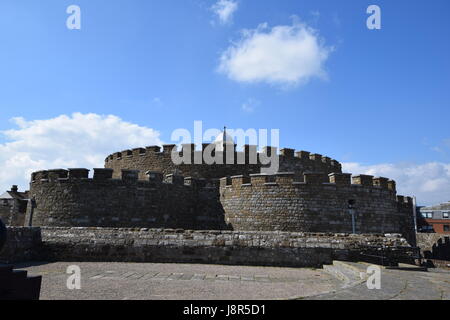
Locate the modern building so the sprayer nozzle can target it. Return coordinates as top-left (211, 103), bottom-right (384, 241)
top-left (418, 202), bottom-right (450, 234)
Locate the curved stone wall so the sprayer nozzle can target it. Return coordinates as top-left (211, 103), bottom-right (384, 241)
top-left (220, 172), bottom-right (414, 238)
top-left (104, 145), bottom-right (342, 180)
top-left (24, 168), bottom-right (416, 245)
top-left (26, 168), bottom-right (226, 230)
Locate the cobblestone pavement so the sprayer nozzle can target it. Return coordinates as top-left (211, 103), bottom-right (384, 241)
top-left (16, 262), bottom-right (341, 300)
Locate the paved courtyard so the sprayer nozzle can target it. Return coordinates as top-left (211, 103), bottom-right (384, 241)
top-left (15, 261), bottom-right (450, 300)
top-left (16, 262), bottom-right (341, 300)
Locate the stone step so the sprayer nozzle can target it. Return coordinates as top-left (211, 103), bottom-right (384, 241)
top-left (323, 261), bottom-right (364, 288)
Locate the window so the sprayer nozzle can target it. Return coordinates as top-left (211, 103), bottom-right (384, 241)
top-left (444, 225), bottom-right (450, 232)
top-left (421, 212), bottom-right (433, 219)
top-left (443, 212), bottom-right (449, 219)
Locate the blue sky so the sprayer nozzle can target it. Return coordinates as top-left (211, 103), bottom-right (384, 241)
top-left (0, 0), bottom-right (449, 205)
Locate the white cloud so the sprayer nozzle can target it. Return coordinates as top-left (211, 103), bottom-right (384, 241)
top-left (212, 0), bottom-right (238, 25)
top-left (218, 19), bottom-right (332, 86)
top-left (342, 162), bottom-right (450, 206)
top-left (241, 98), bottom-right (260, 113)
top-left (0, 113), bottom-right (163, 192)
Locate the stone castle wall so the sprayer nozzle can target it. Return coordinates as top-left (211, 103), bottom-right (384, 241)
top-left (0, 227), bottom-right (42, 263)
top-left (416, 233), bottom-right (450, 261)
top-left (0, 227), bottom-right (410, 267)
top-left (0, 206), bottom-right (11, 225)
top-left (25, 168), bottom-right (416, 244)
top-left (26, 168), bottom-right (225, 230)
top-left (104, 145), bottom-right (342, 180)
top-left (220, 172), bottom-right (415, 243)
top-left (23, 143), bottom-right (416, 243)
top-left (0, 199), bottom-right (27, 226)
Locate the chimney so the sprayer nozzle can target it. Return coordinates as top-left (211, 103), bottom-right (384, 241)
top-left (11, 185), bottom-right (18, 192)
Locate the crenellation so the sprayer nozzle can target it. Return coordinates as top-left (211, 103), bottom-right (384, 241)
top-left (329, 173), bottom-right (351, 185)
top-left (94, 168), bottom-right (114, 180)
top-left (122, 169), bottom-right (139, 182)
top-left (322, 157), bottom-right (331, 165)
top-left (352, 175), bottom-right (374, 187)
top-left (373, 177), bottom-right (389, 189)
top-left (309, 154), bottom-right (322, 162)
top-left (231, 175), bottom-right (250, 186)
top-left (163, 144), bottom-right (177, 153)
top-left (220, 176), bottom-right (232, 188)
top-left (122, 150), bottom-right (132, 157)
top-left (183, 176), bottom-right (194, 187)
top-left (132, 148), bottom-right (145, 156)
top-left (32, 170), bottom-right (48, 181)
top-left (387, 180), bottom-right (396, 192)
top-left (304, 172), bottom-right (326, 184)
top-left (105, 144), bottom-right (341, 180)
top-left (47, 169), bottom-right (68, 181)
top-left (295, 150), bottom-right (310, 160)
top-left (146, 146), bottom-right (161, 153)
top-left (249, 174), bottom-right (267, 185)
top-left (280, 148), bottom-right (295, 157)
top-left (405, 196), bottom-right (413, 205)
top-left (275, 172), bottom-right (295, 185)
top-left (164, 173), bottom-right (185, 185)
top-left (68, 168), bottom-right (90, 179)
top-left (146, 171), bottom-right (163, 183)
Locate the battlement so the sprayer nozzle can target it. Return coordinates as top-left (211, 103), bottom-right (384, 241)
top-left (27, 164), bottom-right (414, 241)
top-left (30, 168), bottom-right (213, 189)
top-left (104, 144), bottom-right (342, 181)
top-left (220, 172), bottom-right (397, 192)
top-left (105, 145), bottom-right (341, 166)
top-left (397, 195), bottom-right (413, 205)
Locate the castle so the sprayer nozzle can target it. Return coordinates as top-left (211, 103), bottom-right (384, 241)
top-left (18, 132), bottom-right (416, 245)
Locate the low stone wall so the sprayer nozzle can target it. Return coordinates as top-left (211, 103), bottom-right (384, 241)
top-left (40, 227), bottom-right (409, 268)
top-left (0, 227), bottom-right (42, 263)
top-left (416, 233), bottom-right (450, 261)
top-left (0, 227), bottom-right (411, 267)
